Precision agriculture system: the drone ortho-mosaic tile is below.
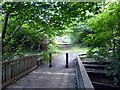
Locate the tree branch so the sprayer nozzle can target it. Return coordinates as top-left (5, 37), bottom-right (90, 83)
top-left (5, 25), bottom-right (21, 43)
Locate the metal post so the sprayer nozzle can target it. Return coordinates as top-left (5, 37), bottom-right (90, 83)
top-left (66, 53), bottom-right (68, 68)
top-left (49, 53), bottom-right (52, 67)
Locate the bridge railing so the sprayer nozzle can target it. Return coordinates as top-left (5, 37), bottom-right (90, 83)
top-left (2, 52), bottom-right (94, 89)
top-left (2, 54), bottom-right (42, 89)
top-left (76, 55), bottom-right (94, 90)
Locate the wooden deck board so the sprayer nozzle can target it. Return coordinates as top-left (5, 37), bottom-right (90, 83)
top-left (4, 52), bottom-right (79, 89)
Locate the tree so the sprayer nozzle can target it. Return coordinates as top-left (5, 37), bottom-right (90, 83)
top-left (1, 2), bottom-right (102, 60)
top-left (82, 1), bottom-right (120, 85)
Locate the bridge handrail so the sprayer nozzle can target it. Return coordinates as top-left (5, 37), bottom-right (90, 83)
top-left (76, 55), bottom-right (94, 90)
top-left (2, 54), bottom-right (43, 89)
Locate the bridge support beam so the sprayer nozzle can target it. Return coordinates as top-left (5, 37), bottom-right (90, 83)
top-left (49, 53), bottom-right (52, 67)
top-left (66, 53), bottom-right (68, 68)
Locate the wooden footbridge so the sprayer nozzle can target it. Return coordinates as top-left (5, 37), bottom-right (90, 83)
top-left (1, 52), bottom-right (94, 90)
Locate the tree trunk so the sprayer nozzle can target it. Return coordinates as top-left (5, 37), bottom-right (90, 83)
top-left (2, 13), bottom-right (9, 40)
top-left (38, 41), bottom-right (41, 51)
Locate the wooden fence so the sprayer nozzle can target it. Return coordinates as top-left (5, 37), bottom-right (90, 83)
top-left (2, 54), bottom-right (42, 89)
top-left (76, 55), bottom-right (94, 90)
top-left (2, 53), bottom-right (92, 89)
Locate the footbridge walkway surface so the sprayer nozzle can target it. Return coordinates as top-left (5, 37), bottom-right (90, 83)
top-left (4, 52), bottom-right (80, 90)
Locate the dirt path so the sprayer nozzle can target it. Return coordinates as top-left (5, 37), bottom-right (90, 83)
top-left (5, 52), bottom-right (80, 89)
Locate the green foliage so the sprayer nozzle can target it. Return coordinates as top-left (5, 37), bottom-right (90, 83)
top-left (2, 2), bottom-right (102, 61)
top-left (81, 1), bottom-right (120, 85)
top-left (48, 43), bottom-right (60, 53)
top-left (70, 22), bottom-right (89, 44)
top-left (42, 51), bottom-right (50, 61)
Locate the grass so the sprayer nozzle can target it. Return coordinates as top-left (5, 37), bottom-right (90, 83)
top-left (69, 46), bottom-right (89, 53)
top-left (59, 44), bottom-right (89, 53)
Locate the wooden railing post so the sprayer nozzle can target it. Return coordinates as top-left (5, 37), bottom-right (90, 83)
top-left (66, 53), bottom-right (68, 68)
top-left (49, 53), bottom-right (52, 67)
